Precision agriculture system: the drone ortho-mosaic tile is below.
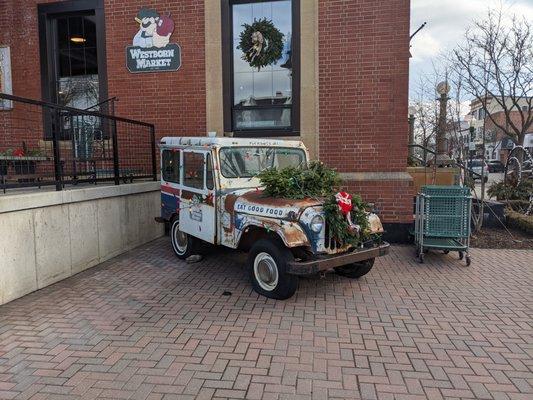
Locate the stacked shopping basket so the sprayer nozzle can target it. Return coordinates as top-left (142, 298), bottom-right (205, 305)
top-left (414, 185), bottom-right (472, 265)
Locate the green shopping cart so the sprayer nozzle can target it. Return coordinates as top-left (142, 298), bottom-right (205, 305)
top-left (414, 185), bottom-right (472, 265)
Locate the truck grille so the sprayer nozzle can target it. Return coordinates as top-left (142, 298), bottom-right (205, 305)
top-left (324, 221), bottom-right (345, 251)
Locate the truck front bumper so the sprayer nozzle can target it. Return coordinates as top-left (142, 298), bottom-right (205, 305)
top-left (287, 242), bottom-right (390, 275)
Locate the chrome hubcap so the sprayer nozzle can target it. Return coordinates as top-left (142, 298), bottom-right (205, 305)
top-left (254, 252), bottom-right (278, 291)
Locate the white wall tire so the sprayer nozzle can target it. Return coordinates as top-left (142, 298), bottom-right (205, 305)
top-left (248, 239), bottom-right (297, 300)
top-left (170, 218), bottom-right (198, 259)
top-left (253, 252), bottom-right (279, 292)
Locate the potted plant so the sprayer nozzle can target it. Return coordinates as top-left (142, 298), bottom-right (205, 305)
top-left (12, 142), bottom-right (43, 174)
top-left (12, 146), bottom-right (27, 174)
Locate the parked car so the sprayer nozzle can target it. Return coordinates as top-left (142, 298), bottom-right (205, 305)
top-left (467, 159), bottom-right (489, 182)
top-left (487, 159), bottom-right (504, 173)
top-left (156, 136), bottom-right (389, 299)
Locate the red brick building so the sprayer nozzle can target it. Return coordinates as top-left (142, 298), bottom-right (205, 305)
top-left (0, 0), bottom-right (413, 240)
top-left (469, 97), bottom-right (532, 162)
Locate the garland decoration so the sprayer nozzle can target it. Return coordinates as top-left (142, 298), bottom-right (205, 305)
top-left (258, 161), bottom-right (341, 199)
top-left (238, 18), bottom-right (284, 71)
top-left (323, 193), bottom-right (371, 246)
top-left (257, 162), bottom-right (375, 245)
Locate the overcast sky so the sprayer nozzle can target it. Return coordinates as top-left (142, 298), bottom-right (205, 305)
top-left (409, 0), bottom-right (533, 100)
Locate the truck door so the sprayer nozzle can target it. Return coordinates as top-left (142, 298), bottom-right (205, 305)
top-left (179, 150), bottom-right (216, 244)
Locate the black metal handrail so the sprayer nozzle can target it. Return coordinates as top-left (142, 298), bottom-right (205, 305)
top-left (1, 93), bottom-right (157, 193)
top-left (0, 93), bottom-right (152, 127)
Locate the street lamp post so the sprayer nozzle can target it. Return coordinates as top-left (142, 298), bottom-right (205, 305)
top-left (435, 81), bottom-right (452, 166)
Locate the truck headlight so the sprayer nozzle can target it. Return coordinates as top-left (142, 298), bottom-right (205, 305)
top-left (310, 215), bottom-right (324, 233)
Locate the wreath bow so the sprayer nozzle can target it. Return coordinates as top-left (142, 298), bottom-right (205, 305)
top-left (238, 18), bottom-right (284, 71)
top-left (248, 31), bottom-right (265, 63)
top-left (335, 192), bottom-right (361, 235)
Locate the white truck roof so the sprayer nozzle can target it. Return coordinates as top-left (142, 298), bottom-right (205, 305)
top-left (159, 136), bottom-right (306, 149)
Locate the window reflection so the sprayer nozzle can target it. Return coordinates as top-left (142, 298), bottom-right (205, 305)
top-left (162, 150), bottom-right (180, 183)
top-left (53, 13), bottom-right (100, 138)
top-left (232, 0), bottom-right (292, 130)
top-left (55, 14), bottom-right (99, 110)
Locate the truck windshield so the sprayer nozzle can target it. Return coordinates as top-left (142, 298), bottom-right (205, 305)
top-left (219, 147), bottom-right (306, 178)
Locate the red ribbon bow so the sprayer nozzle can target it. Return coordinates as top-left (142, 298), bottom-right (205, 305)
top-left (335, 192), bottom-right (352, 215)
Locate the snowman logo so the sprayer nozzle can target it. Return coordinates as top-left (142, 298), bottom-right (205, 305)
top-left (133, 8), bottom-right (174, 49)
top-left (127, 8), bottom-right (180, 72)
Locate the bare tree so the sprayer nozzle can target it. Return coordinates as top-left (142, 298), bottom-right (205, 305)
top-left (409, 70), bottom-right (442, 164)
top-left (410, 65), bottom-right (467, 165)
top-left (452, 10), bottom-right (533, 146)
top-left (445, 70), bottom-right (470, 162)
top-left (410, 102), bottom-right (437, 159)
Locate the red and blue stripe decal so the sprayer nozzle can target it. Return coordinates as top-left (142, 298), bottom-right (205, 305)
top-left (161, 184), bottom-right (180, 220)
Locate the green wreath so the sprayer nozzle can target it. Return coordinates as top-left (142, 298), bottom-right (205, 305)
top-left (238, 18), bottom-right (284, 71)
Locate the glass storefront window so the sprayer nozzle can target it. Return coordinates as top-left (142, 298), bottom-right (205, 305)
top-left (231, 0), bottom-right (293, 132)
top-left (55, 14), bottom-right (99, 110)
top-left (39, 1), bottom-right (107, 141)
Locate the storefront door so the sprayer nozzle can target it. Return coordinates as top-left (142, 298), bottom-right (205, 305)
top-left (38, 0), bottom-right (108, 119)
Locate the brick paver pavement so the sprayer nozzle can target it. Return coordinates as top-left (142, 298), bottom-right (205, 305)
top-left (0, 238), bottom-right (531, 400)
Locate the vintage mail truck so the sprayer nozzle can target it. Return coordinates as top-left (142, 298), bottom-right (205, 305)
top-left (157, 137), bottom-right (389, 299)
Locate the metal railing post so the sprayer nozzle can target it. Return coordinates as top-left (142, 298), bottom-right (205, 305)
top-left (150, 125), bottom-right (157, 181)
top-left (70, 113), bottom-right (77, 182)
top-left (51, 108), bottom-right (63, 191)
top-left (111, 118), bottom-right (120, 185)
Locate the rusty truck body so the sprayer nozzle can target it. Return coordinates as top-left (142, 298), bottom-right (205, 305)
top-left (157, 136), bottom-right (389, 299)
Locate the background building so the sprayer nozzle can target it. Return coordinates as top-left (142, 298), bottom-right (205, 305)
top-left (468, 97), bottom-right (532, 162)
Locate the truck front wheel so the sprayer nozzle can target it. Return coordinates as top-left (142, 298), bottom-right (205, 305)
top-left (335, 258), bottom-right (375, 279)
top-left (248, 239), bottom-right (298, 300)
top-left (170, 218), bottom-right (199, 260)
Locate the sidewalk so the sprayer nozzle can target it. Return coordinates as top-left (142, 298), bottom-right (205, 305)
top-left (0, 238), bottom-right (531, 399)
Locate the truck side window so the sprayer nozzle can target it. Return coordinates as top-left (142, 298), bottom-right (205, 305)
top-left (206, 154), bottom-right (214, 190)
top-left (183, 152), bottom-right (205, 189)
top-left (162, 150), bottom-right (180, 183)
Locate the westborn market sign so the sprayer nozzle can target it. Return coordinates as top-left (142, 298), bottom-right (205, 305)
top-left (127, 45), bottom-right (181, 72)
top-left (126, 7), bottom-right (181, 73)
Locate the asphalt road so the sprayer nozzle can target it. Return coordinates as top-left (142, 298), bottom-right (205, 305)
top-left (474, 172), bottom-right (504, 199)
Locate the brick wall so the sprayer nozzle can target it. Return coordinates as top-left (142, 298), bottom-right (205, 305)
top-left (105, 1), bottom-right (206, 139)
top-left (0, 1), bottom-right (45, 102)
top-left (484, 110), bottom-right (529, 163)
top-left (485, 110), bottom-right (528, 143)
top-left (318, 0), bottom-right (413, 225)
top-left (0, 0), bottom-right (53, 153)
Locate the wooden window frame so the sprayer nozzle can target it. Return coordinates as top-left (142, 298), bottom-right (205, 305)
top-left (221, 0), bottom-right (300, 137)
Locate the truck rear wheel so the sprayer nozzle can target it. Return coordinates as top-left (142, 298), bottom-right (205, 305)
top-left (335, 258), bottom-right (375, 279)
top-left (170, 218), bottom-right (199, 260)
top-left (248, 239), bottom-right (297, 300)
